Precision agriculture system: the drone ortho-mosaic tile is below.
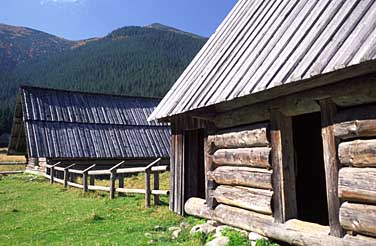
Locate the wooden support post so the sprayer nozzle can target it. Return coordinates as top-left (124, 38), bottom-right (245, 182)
top-left (89, 175), bottom-right (95, 186)
top-left (205, 137), bottom-right (217, 209)
top-left (320, 99), bottom-right (344, 237)
top-left (154, 172), bottom-right (160, 205)
top-left (270, 111), bottom-right (297, 223)
top-left (50, 162), bottom-right (61, 185)
top-left (109, 161), bottom-right (125, 199)
top-left (82, 164), bottom-right (96, 193)
top-left (145, 169), bottom-right (151, 207)
top-left (83, 173), bottom-right (88, 192)
top-left (64, 164), bottom-right (75, 189)
top-left (110, 172), bottom-right (116, 199)
top-left (118, 174), bottom-right (124, 197)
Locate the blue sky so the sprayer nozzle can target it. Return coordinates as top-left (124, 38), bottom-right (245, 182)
top-left (0, 0), bottom-right (237, 40)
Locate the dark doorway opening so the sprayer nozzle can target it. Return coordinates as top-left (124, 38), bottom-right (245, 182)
top-left (292, 112), bottom-right (329, 225)
top-left (184, 129), bottom-right (206, 201)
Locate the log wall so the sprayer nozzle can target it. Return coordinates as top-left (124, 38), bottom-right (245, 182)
top-left (206, 123), bottom-right (273, 215)
top-left (334, 104), bottom-right (376, 240)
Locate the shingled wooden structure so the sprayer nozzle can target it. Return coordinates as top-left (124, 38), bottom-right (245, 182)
top-left (150, 0), bottom-right (376, 245)
top-left (8, 86), bottom-right (170, 171)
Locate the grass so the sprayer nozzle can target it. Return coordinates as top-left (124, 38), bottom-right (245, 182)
top-left (0, 174), bottom-right (204, 246)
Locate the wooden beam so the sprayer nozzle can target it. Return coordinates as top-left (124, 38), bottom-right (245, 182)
top-left (320, 99), bottom-right (344, 237)
top-left (185, 198), bottom-right (376, 246)
top-left (153, 172), bottom-right (160, 205)
top-left (145, 169), bottom-right (151, 207)
top-left (339, 168), bottom-right (376, 205)
top-left (338, 140), bottom-right (376, 167)
top-left (270, 111), bottom-right (297, 223)
top-left (212, 147), bottom-right (271, 168)
top-left (205, 136), bottom-right (217, 209)
top-left (340, 202), bottom-right (376, 238)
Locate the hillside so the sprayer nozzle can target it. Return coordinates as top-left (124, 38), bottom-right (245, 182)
top-left (0, 23), bottom-right (207, 135)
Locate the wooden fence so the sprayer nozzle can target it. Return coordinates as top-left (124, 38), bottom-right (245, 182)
top-left (45, 158), bottom-right (169, 207)
top-left (0, 162), bottom-right (26, 175)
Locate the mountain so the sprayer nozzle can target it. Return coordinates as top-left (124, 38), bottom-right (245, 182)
top-left (0, 23), bottom-right (74, 72)
top-left (0, 23), bottom-right (207, 135)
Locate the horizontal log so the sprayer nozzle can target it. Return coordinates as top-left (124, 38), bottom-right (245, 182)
top-left (212, 147), bottom-right (271, 168)
top-left (88, 170), bottom-right (111, 176)
top-left (151, 190), bottom-right (169, 196)
top-left (338, 140), bottom-right (376, 167)
top-left (185, 198), bottom-right (374, 246)
top-left (208, 166), bottom-right (272, 190)
top-left (339, 168), bottom-right (376, 204)
top-left (67, 169), bottom-right (84, 175)
top-left (208, 125), bottom-right (269, 150)
top-left (334, 119), bottom-right (376, 139)
top-left (117, 165), bottom-right (169, 174)
top-left (54, 166), bottom-right (65, 172)
top-left (117, 188), bottom-right (145, 194)
top-left (67, 182), bottom-right (84, 189)
top-left (344, 234), bottom-right (376, 245)
top-left (0, 171), bottom-right (24, 175)
top-left (54, 178), bottom-right (64, 184)
top-left (88, 185), bottom-right (111, 192)
top-left (213, 185), bottom-right (272, 214)
top-left (340, 202), bottom-right (376, 238)
top-left (0, 162), bottom-right (26, 165)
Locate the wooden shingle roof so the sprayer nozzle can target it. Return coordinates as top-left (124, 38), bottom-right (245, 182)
top-left (8, 86), bottom-right (170, 159)
top-left (150, 0), bottom-right (376, 120)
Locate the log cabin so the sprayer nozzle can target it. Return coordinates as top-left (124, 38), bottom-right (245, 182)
top-left (149, 0), bottom-right (376, 245)
top-left (8, 86), bottom-right (170, 172)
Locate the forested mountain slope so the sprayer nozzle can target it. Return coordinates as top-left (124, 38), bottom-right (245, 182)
top-left (0, 23), bottom-right (207, 134)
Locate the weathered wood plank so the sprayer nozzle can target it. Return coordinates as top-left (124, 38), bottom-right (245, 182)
top-left (213, 185), bottom-right (272, 214)
top-left (212, 147), bottom-right (271, 168)
top-left (339, 167), bottom-right (376, 204)
top-left (88, 185), bottom-right (110, 192)
top-left (185, 198), bottom-right (376, 246)
top-left (340, 202), bottom-right (376, 238)
top-left (270, 111), bottom-right (297, 223)
top-left (145, 169), bottom-right (151, 207)
top-left (208, 166), bottom-right (272, 190)
top-left (208, 124), bottom-right (269, 149)
top-left (338, 139), bottom-right (376, 167)
top-left (154, 172), bottom-right (160, 205)
top-left (320, 99), bottom-right (344, 237)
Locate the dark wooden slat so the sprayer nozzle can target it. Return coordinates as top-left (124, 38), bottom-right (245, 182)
top-left (320, 99), bottom-right (344, 237)
top-left (270, 111), bottom-right (297, 223)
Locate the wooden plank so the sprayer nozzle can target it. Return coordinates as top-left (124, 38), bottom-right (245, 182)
top-left (338, 139), bottom-right (376, 167)
top-left (118, 173), bottom-right (124, 197)
top-left (213, 185), bottom-right (272, 215)
top-left (270, 111), bottom-right (297, 223)
top-left (116, 165), bottom-right (168, 174)
top-left (208, 124), bottom-right (269, 149)
top-left (208, 166), bottom-right (272, 190)
top-left (152, 190), bottom-right (169, 195)
top-left (212, 147), bottom-right (271, 168)
top-left (320, 99), bottom-right (344, 237)
top-left (340, 202), bottom-right (376, 238)
top-left (339, 167), bottom-right (376, 204)
top-left (88, 170), bottom-right (111, 176)
top-left (67, 169), bottom-right (84, 175)
top-left (88, 185), bottom-right (110, 192)
top-left (116, 188), bottom-right (145, 194)
top-left (185, 198), bottom-right (376, 246)
top-left (67, 182), bottom-right (84, 189)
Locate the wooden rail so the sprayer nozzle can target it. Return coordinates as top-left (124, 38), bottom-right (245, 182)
top-left (45, 158), bottom-right (169, 207)
top-left (0, 162), bottom-right (26, 175)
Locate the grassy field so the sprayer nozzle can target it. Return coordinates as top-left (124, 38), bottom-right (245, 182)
top-left (0, 174), bottom-right (204, 246)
